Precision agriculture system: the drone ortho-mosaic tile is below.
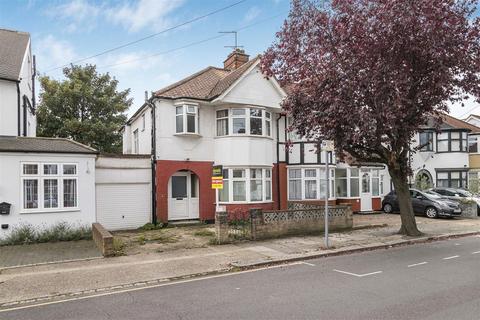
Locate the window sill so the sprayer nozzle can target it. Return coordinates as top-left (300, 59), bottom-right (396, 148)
top-left (218, 201), bottom-right (274, 205)
top-left (20, 208), bottom-right (81, 214)
top-left (214, 135), bottom-right (273, 140)
top-left (174, 133), bottom-right (202, 138)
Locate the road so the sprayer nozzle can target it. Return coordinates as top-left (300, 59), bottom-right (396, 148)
top-left (1, 236), bottom-right (479, 320)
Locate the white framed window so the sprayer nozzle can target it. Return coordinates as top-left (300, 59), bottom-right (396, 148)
top-left (133, 129), bottom-right (139, 154)
top-left (372, 169), bottom-right (380, 196)
top-left (141, 114), bottom-right (146, 131)
top-left (335, 169), bottom-right (348, 197)
top-left (216, 110), bottom-right (229, 136)
top-left (218, 167), bottom-right (273, 203)
top-left (176, 104), bottom-right (199, 134)
top-left (216, 107), bottom-right (272, 137)
top-left (232, 109), bottom-right (247, 134)
top-left (288, 167), bottom-right (335, 201)
top-left (21, 163), bottom-right (79, 212)
top-left (350, 168), bottom-right (360, 197)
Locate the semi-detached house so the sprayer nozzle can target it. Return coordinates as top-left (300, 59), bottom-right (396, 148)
top-left (122, 49), bottom-right (392, 223)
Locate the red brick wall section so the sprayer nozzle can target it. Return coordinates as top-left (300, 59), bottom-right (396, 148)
top-left (337, 198), bottom-right (361, 212)
top-left (224, 203), bottom-right (275, 221)
top-left (372, 197), bottom-right (382, 211)
top-left (156, 160), bottom-right (215, 223)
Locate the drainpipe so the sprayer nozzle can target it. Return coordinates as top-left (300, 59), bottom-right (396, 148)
top-left (22, 95), bottom-right (27, 136)
top-left (32, 55), bottom-right (36, 111)
top-left (147, 93), bottom-right (157, 225)
top-left (276, 113), bottom-right (284, 210)
top-left (17, 82), bottom-right (21, 136)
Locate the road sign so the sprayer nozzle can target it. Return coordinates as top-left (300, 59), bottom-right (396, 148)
top-left (321, 140), bottom-right (334, 152)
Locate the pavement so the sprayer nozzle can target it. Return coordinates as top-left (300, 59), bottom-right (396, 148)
top-left (0, 240), bottom-right (102, 268)
top-left (0, 213), bottom-right (479, 311)
top-left (1, 235), bottom-right (479, 319)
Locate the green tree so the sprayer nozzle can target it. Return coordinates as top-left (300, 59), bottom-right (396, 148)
top-left (37, 65), bottom-right (132, 153)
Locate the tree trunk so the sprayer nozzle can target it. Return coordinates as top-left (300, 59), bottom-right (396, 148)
top-left (389, 168), bottom-right (422, 236)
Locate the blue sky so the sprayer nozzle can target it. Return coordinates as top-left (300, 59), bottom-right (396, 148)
top-left (0, 0), bottom-right (289, 116)
top-left (1, 0), bottom-right (478, 118)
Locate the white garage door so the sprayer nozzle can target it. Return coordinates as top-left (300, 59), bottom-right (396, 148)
top-left (96, 183), bottom-right (151, 231)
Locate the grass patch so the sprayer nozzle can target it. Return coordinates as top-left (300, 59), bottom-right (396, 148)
top-left (194, 230), bottom-right (215, 237)
top-left (112, 237), bottom-right (126, 256)
top-left (0, 222), bottom-right (91, 246)
top-left (139, 223), bottom-right (164, 231)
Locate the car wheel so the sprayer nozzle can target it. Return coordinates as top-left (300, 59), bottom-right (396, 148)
top-left (383, 203), bottom-right (393, 214)
top-left (425, 207), bottom-right (438, 219)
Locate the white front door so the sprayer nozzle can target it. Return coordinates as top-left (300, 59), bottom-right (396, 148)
top-left (360, 170), bottom-right (372, 211)
top-left (168, 172), bottom-right (199, 220)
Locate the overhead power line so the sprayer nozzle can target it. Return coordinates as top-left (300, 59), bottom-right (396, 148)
top-left (44, 0), bottom-right (248, 72)
top-left (93, 11), bottom-right (288, 70)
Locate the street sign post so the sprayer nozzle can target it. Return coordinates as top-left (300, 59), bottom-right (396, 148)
top-left (212, 165), bottom-right (223, 212)
top-left (321, 140), bottom-right (334, 248)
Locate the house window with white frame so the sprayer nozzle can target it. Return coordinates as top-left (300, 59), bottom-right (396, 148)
top-left (176, 104), bottom-right (198, 134)
top-left (216, 107), bottom-right (272, 137)
top-left (288, 167), bottom-right (334, 201)
top-left (218, 167), bottom-right (273, 203)
top-left (141, 114), bottom-right (146, 131)
top-left (133, 129), bottom-right (139, 154)
top-left (21, 163), bottom-right (79, 211)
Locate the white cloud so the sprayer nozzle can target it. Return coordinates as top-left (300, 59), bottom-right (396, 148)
top-left (35, 35), bottom-right (78, 74)
top-left (106, 0), bottom-right (184, 33)
top-left (46, 0), bottom-right (101, 32)
top-left (243, 6), bottom-right (261, 23)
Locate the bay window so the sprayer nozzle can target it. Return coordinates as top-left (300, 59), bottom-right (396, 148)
top-left (304, 169), bottom-right (317, 199)
top-left (469, 135), bottom-right (478, 153)
top-left (176, 104), bottom-right (198, 134)
top-left (288, 167), bottom-right (335, 201)
top-left (21, 163), bottom-right (79, 211)
top-left (218, 167), bottom-right (273, 203)
top-left (372, 169), bottom-right (380, 196)
top-left (216, 107), bottom-right (272, 137)
top-left (436, 170), bottom-right (468, 188)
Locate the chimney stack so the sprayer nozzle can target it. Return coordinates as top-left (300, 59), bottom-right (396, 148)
top-left (223, 49), bottom-right (249, 71)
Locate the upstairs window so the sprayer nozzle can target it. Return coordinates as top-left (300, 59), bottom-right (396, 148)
top-left (216, 107), bottom-right (272, 137)
top-left (176, 105), bottom-right (198, 134)
top-left (133, 129), bottom-right (139, 154)
top-left (437, 131), bottom-right (467, 152)
top-left (419, 132), bottom-right (433, 151)
top-left (469, 135), bottom-right (478, 153)
top-left (141, 114), bottom-right (146, 131)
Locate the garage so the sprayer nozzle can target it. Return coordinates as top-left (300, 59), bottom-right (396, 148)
top-left (95, 155), bottom-right (152, 231)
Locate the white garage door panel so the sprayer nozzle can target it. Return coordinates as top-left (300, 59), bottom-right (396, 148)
top-left (96, 183), bottom-right (151, 231)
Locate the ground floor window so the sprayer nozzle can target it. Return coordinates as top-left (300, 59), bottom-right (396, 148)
top-left (436, 170), bottom-right (468, 188)
top-left (219, 167), bottom-right (272, 203)
top-left (21, 163), bottom-right (78, 211)
top-left (287, 167), bottom-right (335, 201)
top-left (334, 167), bottom-right (385, 198)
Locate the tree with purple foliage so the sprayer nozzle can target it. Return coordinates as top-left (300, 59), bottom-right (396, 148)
top-left (261, 0), bottom-right (480, 236)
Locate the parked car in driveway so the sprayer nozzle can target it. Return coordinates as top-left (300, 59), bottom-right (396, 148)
top-left (382, 189), bottom-right (462, 218)
top-left (430, 187), bottom-right (480, 214)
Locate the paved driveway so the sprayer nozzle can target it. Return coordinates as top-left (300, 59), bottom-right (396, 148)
top-left (0, 240), bottom-right (102, 268)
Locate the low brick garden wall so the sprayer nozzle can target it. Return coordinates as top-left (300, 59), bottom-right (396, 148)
top-left (215, 204), bottom-right (353, 244)
top-left (92, 223), bottom-right (114, 257)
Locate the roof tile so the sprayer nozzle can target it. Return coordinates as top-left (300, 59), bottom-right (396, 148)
top-left (0, 29), bottom-right (30, 81)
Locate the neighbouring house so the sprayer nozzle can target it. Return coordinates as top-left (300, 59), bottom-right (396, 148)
top-left (463, 114), bottom-right (480, 192)
top-left (410, 113), bottom-right (480, 190)
top-left (0, 29), bottom-right (100, 238)
top-left (0, 28), bottom-right (36, 137)
top-left (122, 49), bottom-right (391, 223)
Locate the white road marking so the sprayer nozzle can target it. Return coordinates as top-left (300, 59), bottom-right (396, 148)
top-left (443, 255), bottom-right (460, 260)
top-left (333, 269), bottom-right (382, 278)
top-left (407, 262), bottom-right (428, 268)
top-left (472, 251), bottom-right (480, 254)
top-left (301, 262), bottom-right (316, 267)
top-left (0, 262), bottom-right (303, 313)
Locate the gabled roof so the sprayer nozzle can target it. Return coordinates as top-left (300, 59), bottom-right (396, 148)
top-left (0, 136), bottom-right (98, 154)
top-left (154, 56), bottom-right (260, 101)
top-left (440, 113), bottom-right (480, 133)
top-left (0, 29), bottom-right (30, 81)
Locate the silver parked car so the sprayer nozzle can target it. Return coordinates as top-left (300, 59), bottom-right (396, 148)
top-left (430, 187), bottom-right (480, 215)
